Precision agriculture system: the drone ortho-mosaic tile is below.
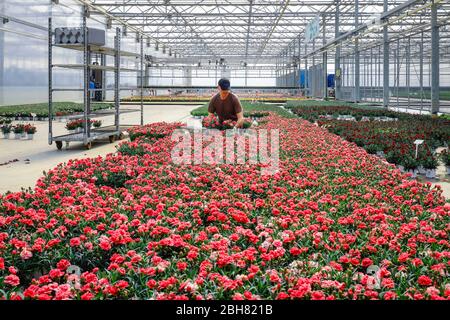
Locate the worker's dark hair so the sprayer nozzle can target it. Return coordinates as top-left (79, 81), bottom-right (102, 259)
top-left (218, 78), bottom-right (231, 90)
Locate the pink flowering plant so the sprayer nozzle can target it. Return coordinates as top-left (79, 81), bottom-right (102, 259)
top-left (202, 115), bottom-right (220, 129)
top-left (0, 113), bottom-right (449, 300)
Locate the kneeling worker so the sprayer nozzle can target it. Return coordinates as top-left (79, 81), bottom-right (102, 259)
top-left (208, 78), bottom-right (244, 128)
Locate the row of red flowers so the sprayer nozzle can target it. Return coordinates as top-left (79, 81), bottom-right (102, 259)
top-left (292, 105), bottom-right (449, 168)
top-left (0, 114), bottom-right (448, 300)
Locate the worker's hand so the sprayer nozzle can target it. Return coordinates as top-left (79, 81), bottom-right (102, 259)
top-left (235, 118), bottom-right (244, 129)
top-left (235, 111), bottom-right (244, 128)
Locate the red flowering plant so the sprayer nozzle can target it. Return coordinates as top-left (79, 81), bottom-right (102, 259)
top-left (65, 119), bottom-right (96, 131)
top-left (220, 119), bottom-right (252, 130)
top-left (293, 105), bottom-right (449, 155)
top-left (24, 124), bottom-right (37, 134)
top-left (129, 122), bottom-right (182, 141)
top-left (221, 119), bottom-right (237, 129)
top-left (202, 115), bottom-right (220, 129)
top-left (65, 119), bottom-right (81, 131)
top-left (0, 114), bottom-right (449, 300)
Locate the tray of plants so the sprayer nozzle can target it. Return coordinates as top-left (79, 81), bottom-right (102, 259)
top-left (53, 121), bottom-right (129, 150)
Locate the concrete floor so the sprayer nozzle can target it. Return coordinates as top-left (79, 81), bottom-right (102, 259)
top-left (0, 104), bottom-right (199, 194)
top-left (416, 158), bottom-right (450, 200)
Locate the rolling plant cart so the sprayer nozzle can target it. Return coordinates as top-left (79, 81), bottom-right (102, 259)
top-left (48, 7), bottom-right (144, 150)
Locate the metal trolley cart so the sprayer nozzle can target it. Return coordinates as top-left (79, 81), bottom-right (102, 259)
top-left (48, 7), bottom-right (144, 150)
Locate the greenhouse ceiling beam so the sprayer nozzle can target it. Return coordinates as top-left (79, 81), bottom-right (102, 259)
top-left (110, 12), bottom-right (379, 18)
top-left (130, 22), bottom-right (373, 27)
top-left (163, 2), bottom-right (216, 58)
top-left (328, 16), bottom-right (450, 59)
top-left (93, 1), bottom-right (403, 6)
top-left (244, 0), bottom-right (253, 63)
top-left (145, 65), bottom-right (281, 71)
top-left (142, 85), bottom-right (299, 90)
top-left (301, 0), bottom-right (428, 59)
top-left (278, 0), bottom-right (357, 57)
top-left (74, 0), bottom-right (179, 57)
top-left (255, 0), bottom-right (290, 63)
top-left (148, 36), bottom-right (329, 40)
top-left (139, 28), bottom-right (361, 33)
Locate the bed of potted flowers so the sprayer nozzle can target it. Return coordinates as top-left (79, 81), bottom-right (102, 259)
top-left (65, 119), bottom-right (93, 133)
top-left (202, 114), bottom-right (221, 129)
top-left (0, 117), bottom-right (13, 125)
top-left (24, 124), bottom-right (37, 140)
top-left (0, 113), bottom-right (448, 300)
top-left (317, 115), bottom-right (449, 170)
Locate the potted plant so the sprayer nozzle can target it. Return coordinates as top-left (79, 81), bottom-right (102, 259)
top-left (25, 124), bottom-right (37, 140)
top-left (202, 115), bottom-right (220, 129)
top-left (93, 120), bottom-right (102, 128)
top-left (364, 144), bottom-right (381, 155)
top-left (416, 159), bottom-right (426, 175)
top-left (401, 155), bottom-right (418, 178)
top-left (385, 150), bottom-right (401, 167)
top-left (242, 119), bottom-right (252, 129)
top-left (1, 124), bottom-right (12, 139)
top-left (65, 120), bottom-right (79, 134)
top-left (422, 156), bottom-right (438, 179)
top-left (222, 119), bottom-right (236, 130)
top-left (13, 124), bottom-right (25, 139)
top-left (440, 150), bottom-right (450, 175)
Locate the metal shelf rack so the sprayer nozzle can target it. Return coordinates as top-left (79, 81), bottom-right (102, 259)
top-left (48, 6), bottom-right (144, 150)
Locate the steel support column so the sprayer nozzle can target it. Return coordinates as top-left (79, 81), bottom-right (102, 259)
top-left (406, 36), bottom-right (410, 110)
top-left (322, 15), bottom-right (328, 99)
top-left (431, 0), bottom-right (440, 114)
top-left (335, 0), bottom-right (341, 100)
top-left (298, 36), bottom-right (301, 90)
top-left (354, 0), bottom-right (360, 102)
top-left (0, 20), bottom-right (4, 103)
top-left (419, 31), bottom-right (424, 111)
top-left (383, 0), bottom-right (389, 108)
top-left (305, 42), bottom-right (309, 97)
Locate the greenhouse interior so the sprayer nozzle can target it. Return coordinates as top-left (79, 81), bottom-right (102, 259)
top-left (0, 0), bottom-right (449, 303)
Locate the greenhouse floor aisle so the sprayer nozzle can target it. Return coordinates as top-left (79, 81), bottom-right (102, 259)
top-left (0, 104), bottom-right (200, 194)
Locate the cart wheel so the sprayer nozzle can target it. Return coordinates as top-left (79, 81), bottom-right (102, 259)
top-left (56, 141), bottom-right (63, 150)
top-left (85, 142), bottom-right (92, 150)
top-left (109, 135), bottom-right (116, 143)
top-left (118, 133), bottom-right (125, 140)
